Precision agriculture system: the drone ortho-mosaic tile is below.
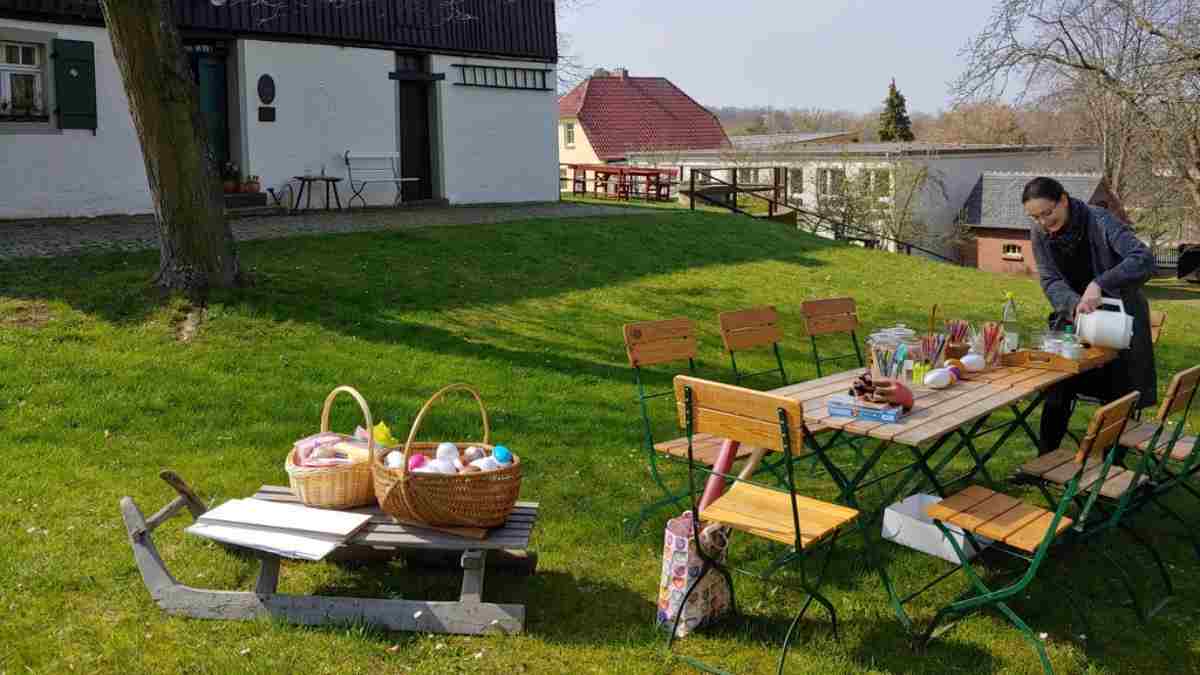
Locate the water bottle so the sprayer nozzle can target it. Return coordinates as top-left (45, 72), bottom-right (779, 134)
top-left (1001, 292), bottom-right (1020, 353)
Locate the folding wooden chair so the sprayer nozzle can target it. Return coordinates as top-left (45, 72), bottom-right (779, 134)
top-left (924, 392), bottom-right (1140, 674)
top-left (622, 319), bottom-right (754, 535)
top-left (669, 376), bottom-right (861, 675)
top-left (718, 306), bottom-right (789, 387)
top-left (1118, 366), bottom-right (1200, 561)
top-left (801, 297), bottom-right (864, 378)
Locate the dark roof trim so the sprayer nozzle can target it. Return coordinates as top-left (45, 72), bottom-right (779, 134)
top-left (0, 0), bottom-right (557, 62)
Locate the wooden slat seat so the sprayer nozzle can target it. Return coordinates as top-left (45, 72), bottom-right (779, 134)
top-left (654, 433), bottom-right (755, 466)
top-left (1017, 448), bottom-right (1148, 499)
top-left (927, 486), bottom-right (1072, 554)
top-left (1120, 421), bottom-right (1197, 462)
top-left (701, 482), bottom-right (858, 548)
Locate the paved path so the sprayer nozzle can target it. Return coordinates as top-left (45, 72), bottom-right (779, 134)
top-left (0, 202), bottom-right (650, 260)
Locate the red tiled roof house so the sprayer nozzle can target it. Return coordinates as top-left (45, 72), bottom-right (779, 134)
top-left (558, 68), bottom-right (730, 165)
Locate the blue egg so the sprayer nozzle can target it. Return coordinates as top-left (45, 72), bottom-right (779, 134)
top-left (493, 445), bottom-right (512, 464)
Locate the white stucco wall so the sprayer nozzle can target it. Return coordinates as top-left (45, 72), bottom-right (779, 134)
top-left (0, 19), bottom-right (151, 219)
top-left (430, 54), bottom-right (558, 204)
top-left (237, 39), bottom-right (397, 207)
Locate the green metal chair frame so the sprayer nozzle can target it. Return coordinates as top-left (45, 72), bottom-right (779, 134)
top-left (924, 392), bottom-right (1140, 675)
top-left (622, 318), bottom-right (705, 536)
top-left (800, 297), bottom-right (864, 378)
top-left (1118, 366), bottom-right (1200, 566)
top-left (718, 306), bottom-right (790, 387)
top-left (668, 376), bottom-right (867, 675)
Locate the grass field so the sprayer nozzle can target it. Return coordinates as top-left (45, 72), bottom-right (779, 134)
top-left (1, 208), bottom-right (1198, 674)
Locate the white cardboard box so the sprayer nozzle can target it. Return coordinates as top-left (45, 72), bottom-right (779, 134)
top-left (881, 494), bottom-right (990, 564)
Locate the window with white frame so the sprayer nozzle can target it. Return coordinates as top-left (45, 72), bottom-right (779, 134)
top-left (563, 122), bottom-right (575, 147)
top-left (0, 41), bottom-right (47, 120)
top-left (816, 168), bottom-right (846, 196)
top-left (788, 168), bottom-right (803, 192)
top-left (1002, 243), bottom-right (1024, 261)
top-left (868, 169), bottom-right (892, 196)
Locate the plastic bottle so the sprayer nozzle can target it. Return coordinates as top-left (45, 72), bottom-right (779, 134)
top-left (1001, 292), bottom-right (1020, 353)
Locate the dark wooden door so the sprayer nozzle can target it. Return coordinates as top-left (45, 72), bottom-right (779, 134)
top-left (397, 81), bottom-right (432, 201)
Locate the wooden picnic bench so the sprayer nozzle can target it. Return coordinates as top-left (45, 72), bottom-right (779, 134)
top-left (120, 471), bottom-right (538, 636)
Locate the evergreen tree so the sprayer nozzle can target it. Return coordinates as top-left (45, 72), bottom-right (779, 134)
top-left (878, 79), bottom-right (915, 142)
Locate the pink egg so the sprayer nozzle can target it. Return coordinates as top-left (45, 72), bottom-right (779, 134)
top-left (407, 454), bottom-right (427, 471)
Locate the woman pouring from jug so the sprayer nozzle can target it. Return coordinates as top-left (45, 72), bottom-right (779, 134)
top-left (1023, 176), bottom-right (1157, 456)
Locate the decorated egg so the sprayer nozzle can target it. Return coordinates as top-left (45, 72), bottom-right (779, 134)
top-left (961, 353), bottom-right (986, 372)
top-left (924, 368), bottom-right (953, 389)
top-left (945, 358), bottom-right (965, 372)
top-left (407, 453), bottom-right (428, 471)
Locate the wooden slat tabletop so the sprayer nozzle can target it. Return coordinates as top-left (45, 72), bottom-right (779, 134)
top-left (772, 354), bottom-right (1114, 448)
top-left (252, 485), bottom-right (539, 551)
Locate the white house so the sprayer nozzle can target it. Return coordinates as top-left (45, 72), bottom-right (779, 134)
top-left (0, 1), bottom-right (560, 220)
top-left (629, 143), bottom-right (1103, 258)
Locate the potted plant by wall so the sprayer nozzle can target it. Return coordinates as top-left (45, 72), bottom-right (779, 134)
top-left (221, 162), bottom-right (240, 193)
top-left (244, 175), bottom-right (262, 194)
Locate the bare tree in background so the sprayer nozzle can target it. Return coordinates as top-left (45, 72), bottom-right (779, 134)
top-left (955, 0), bottom-right (1200, 243)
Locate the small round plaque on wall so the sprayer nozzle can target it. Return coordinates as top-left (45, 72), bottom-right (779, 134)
top-left (257, 75), bottom-right (276, 105)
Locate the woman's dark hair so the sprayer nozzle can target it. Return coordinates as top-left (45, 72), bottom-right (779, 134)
top-left (1021, 176), bottom-right (1067, 203)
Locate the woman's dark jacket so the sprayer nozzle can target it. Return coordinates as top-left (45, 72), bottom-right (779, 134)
top-left (1030, 198), bottom-right (1158, 408)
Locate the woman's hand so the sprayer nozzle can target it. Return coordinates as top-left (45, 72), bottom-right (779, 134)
top-left (1075, 281), bottom-right (1104, 316)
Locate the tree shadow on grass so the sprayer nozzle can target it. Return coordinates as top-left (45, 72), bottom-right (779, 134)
top-left (0, 213), bottom-right (831, 333)
top-left (1144, 280), bottom-right (1200, 302)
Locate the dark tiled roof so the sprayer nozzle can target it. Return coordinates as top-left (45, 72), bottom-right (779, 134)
top-left (730, 131), bottom-right (853, 149)
top-left (557, 75), bottom-right (730, 161)
top-left (963, 172), bottom-right (1105, 230)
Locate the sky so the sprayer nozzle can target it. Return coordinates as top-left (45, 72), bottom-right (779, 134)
top-left (558, 0), bottom-right (998, 114)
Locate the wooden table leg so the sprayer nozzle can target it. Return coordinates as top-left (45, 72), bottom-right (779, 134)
top-left (255, 556), bottom-right (280, 595)
top-left (460, 550), bottom-right (486, 604)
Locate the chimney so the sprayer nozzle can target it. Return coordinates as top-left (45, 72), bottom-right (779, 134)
top-left (592, 67), bottom-right (610, 78)
top-left (614, 68), bottom-right (628, 78)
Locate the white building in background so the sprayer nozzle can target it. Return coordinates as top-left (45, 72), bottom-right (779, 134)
top-left (628, 143), bottom-right (1103, 259)
top-left (0, 1), bottom-right (559, 220)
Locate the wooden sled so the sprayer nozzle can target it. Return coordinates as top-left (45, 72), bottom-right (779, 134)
top-left (121, 471), bottom-right (538, 636)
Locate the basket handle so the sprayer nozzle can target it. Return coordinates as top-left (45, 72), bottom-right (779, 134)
top-left (319, 385), bottom-right (375, 456)
top-left (399, 383), bottom-right (491, 469)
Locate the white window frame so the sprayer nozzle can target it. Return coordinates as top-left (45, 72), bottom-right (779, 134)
top-left (0, 41), bottom-right (47, 120)
top-left (0, 28), bottom-right (58, 135)
top-left (1002, 243), bottom-right (1024, 261)
top-left (563, 122), bottom-right (575, 148)
top-left (817, 168), bottom-right (846, 196)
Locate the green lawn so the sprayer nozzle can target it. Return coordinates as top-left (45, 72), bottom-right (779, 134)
top-left (2, 210), bottom-right (1199, 674)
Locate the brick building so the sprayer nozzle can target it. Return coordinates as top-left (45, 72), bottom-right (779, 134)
top-left (961, 172), bottom-right (1126, 276)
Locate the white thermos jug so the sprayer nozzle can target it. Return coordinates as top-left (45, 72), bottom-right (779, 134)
top-left (1076, 299), bottom-right (1134, 350)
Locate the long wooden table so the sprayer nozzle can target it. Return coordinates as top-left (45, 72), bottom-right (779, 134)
top-left (751, 358), bottom-right (1116, 629)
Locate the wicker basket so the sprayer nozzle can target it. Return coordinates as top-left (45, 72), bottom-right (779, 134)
top-left (285, 386), bottom-right (377, 509)
top-left (373, 384), bottom-right (521, 528)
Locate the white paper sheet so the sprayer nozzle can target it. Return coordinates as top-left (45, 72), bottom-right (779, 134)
top-left (186, 521), bottom-right (341, 561)
top-left (184, 498), bottom-right (373, 561)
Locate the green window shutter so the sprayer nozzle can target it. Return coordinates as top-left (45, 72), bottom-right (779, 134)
top-left (52, 39), bottom-right (97, 132)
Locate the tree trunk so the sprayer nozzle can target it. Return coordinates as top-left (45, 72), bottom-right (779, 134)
top-left (99, 0), bottom-right (240, 296)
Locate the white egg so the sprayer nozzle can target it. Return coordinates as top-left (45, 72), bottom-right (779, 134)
top-left (924, 368), bottom-right (953, 389)
top-left (961, 354), bottom-right (986, 372)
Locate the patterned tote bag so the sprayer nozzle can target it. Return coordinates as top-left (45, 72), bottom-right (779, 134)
top-left (655, 510), bottom-right (731, 638)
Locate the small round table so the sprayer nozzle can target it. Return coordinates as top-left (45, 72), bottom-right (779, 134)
top-left (292, 175), bottom-right (343, 213)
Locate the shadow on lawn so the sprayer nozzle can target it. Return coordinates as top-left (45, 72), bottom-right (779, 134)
top-left (1144, 279), bottom-right (1200, 302)
top-left (0, 212), bottom-right (831, 334)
